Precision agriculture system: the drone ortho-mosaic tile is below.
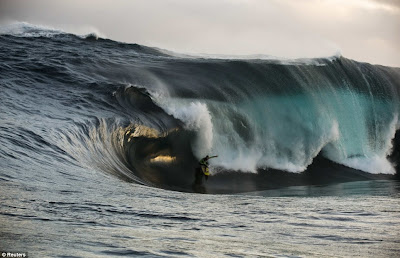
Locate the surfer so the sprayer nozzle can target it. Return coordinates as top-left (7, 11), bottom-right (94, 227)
top-left (199, 155), bottom-right (218, 180)
top-left (192, 155), bottom-right (218, 193)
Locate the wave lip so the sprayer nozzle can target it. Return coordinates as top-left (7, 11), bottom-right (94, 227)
top-left (0, 22), bottom-right (63, 37)
top-left (158, 47), bottom-right (342, 65)
top-left (0, 21), bottom-right (105, 41)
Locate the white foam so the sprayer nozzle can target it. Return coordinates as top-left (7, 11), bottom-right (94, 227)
top-left (163, 101), bottom-right (213, 159)
top-left (341, 155), bottom-right (396, 174)
top-left (0, 21), bottom-right (105, 39)
top-left (385, 114), bottom-right (399, 156)
top-left (325, 112), bottom-right (399, 175)
top-left (0, 22), bottom-right (63, 37)
top-left (68, 25), bottom-right (106, 40)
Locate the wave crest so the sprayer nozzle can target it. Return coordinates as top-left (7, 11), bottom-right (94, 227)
top-left (0, 22), bottom-right (105, 40)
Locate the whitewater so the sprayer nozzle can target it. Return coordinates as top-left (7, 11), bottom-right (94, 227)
top-left (0, 23), bottom-right (399, 257)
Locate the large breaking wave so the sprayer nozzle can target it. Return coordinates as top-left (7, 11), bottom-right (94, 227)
top-left (1, 22), bottom-right (399, 193)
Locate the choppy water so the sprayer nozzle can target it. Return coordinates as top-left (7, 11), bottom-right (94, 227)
top-left (1, 173), bottom-right (399, 257)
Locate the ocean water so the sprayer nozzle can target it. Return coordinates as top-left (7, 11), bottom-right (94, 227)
top-left (1, 23), bottom-right (400, 257)
top-left (1, 175), bottom-right (400, 257)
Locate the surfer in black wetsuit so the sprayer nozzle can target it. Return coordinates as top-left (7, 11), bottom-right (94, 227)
top-left (193, 155), bottom-right (218, 193)
top-left (198, 155), bottom-right (218, 181)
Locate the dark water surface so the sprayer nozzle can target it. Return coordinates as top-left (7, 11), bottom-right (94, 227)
top-left (1, 174), bottom-right (399, 257)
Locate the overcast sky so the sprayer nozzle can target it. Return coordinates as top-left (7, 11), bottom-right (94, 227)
top-left (0, 0), bottom-right (399, 66)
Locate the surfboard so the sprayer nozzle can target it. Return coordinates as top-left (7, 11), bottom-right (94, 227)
top-left (202, 166), bottom-right (210, 176)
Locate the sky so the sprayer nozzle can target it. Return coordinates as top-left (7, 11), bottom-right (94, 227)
top-left (0, 0), bottom-right (399, 67)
